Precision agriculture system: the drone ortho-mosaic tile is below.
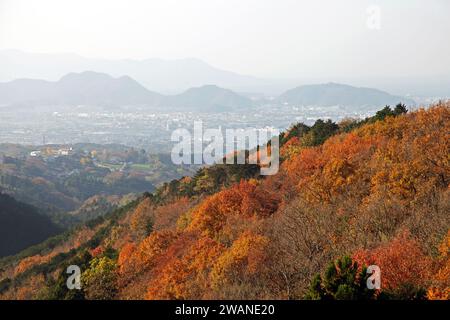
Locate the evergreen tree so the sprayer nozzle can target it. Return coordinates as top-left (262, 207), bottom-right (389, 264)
top-left (305, 256), bottom-right (377, 300)
top-left (393, 103), bottom-right (408, 115)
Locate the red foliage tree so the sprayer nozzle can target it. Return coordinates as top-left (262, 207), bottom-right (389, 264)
top-left (353, 230), bottom-right (432, 292)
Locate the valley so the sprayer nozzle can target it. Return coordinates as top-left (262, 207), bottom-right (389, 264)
top-left (0, 142), bottom-right (198, 232)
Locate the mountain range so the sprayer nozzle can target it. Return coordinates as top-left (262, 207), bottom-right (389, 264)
top-left (2, 50), bottom-right (450, 97)
top-left (0, 71), bottom-right (253, 112)
top-left (0, 71), bottom-right (414, 111)
top-left (0, 49), bottom-right (267, 94)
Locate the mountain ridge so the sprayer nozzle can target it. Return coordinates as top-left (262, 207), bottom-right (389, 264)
top-left (0, 71), bottom-right (252, 111)
top-left (0, 71), bottom-right (415, 112)
top-left (0, 49), bottom-right (267, 94)
top-left (277, 82), bottom-right (415, 109)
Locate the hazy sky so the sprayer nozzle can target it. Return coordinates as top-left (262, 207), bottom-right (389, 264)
top-left (1, 0), bottom-right (449, 79)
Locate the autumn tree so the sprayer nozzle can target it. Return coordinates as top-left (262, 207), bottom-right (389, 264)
top-left (130, 198), bottom-right (154, 240)
top-left (188, 180), bottom-right (279, 241)
top-left (146, 236), bottom-right (224, 300)
top-left (82, 256), bottom-right (118, 300)
top-left (117, 230), bottom-right (180, 297)
top-left (264, 198), bottom-right (344, 299)
top-left (353, 230), bottom-right (432, 299)
top-left (210, 231), bottom-right (270, 299)
top-left (15, 274), bottom-right (46, 300)
top-left (153, 197), bottom-right (191, 231)
top-left (427, 230), bottom-right (450, 300)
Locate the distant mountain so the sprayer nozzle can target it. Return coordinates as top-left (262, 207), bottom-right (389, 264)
top-left (0, 193), bottom-right (61, 257)
top-left (165, 85), bottom-right (253, 112)
top-left (56, 72), bottom-right (164, 106)
top-left (277, 83), bottom-right (415, 109)
top-left (0, 72), bottom-right (253, 111)
top-left (0, 71), bottom-right (163, 107)
top-left (0, 49), bottom-right (268, 94)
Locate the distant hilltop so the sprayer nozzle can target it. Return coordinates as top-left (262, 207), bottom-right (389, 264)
top-left (277, 82), bottom-right (416, 109)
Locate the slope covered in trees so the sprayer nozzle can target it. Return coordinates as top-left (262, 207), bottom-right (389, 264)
top-left (0, 103), bottom-right (448, 300)
top-left (0, 194), bottom-right (61, 257)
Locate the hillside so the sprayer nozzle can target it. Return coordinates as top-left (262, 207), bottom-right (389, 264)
top-left (0, 194), bottom-right (61, 257)
top-left (277, 82), bottom-right (415, 109)
top-left (0, 144), bottom-right (198, 226)
top-left (0, 148), bottom-right (155, 214)
top-left (0, 103), bottom-right (448, 300)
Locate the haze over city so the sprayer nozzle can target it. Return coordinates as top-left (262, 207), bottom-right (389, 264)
top-left (1, 0), bottom-right (450, 96)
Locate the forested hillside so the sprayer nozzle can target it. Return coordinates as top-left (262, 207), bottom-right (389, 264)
top-left (0, 103), bottom-right (448, 300)
top-left (0, 145), bottom-right (197, 227)
top-left (0, 194), bottom-right (61, 257)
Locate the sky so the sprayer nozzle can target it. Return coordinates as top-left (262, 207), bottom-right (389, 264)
top-left (0, 0), bottom-right (449, 79)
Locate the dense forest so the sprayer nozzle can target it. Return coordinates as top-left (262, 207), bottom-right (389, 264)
top-left (0, 102), bottom-right (448, 300)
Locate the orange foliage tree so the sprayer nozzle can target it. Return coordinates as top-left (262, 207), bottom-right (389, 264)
top-left (117, 230), bottom-right (179, 288)
top-left (427, 230), bottom-right (450, 300)
top-left (353, 230), bottom-right (432, 294)
top-left (130, 197), bottom-right (154, 239)
top-left (153, 197), bottom-right (191, 231)
top-left (146, 235), bottom-right (224, 299)
top-left (210, 231), bottom-right (270, 298)
top-left (188, 180), bottom-right (280, 240)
